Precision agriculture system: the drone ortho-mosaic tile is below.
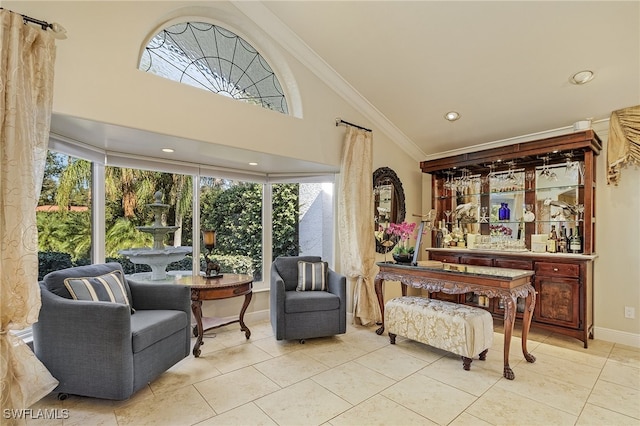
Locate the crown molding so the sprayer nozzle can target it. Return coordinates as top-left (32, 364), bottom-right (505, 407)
top-left (422, 118), bottom-right (611, 162)
top-left (231, 1), bottom-right (425, 161)
top-left (232, 2), bottom-right (612, 164)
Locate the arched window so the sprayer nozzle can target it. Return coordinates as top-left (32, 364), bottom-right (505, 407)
top-left (140, 22), bottom-right (288, 114)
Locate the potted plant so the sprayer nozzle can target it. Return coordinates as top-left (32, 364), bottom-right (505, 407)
top-left (387, 221), bottom-right (417, 264)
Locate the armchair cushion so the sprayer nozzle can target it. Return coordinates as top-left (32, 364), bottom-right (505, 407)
top-left (285, 290), bottom-right (340, 313)
top-left (43, 262), bottom-right (133, 303)
top-left (296, 261), bottom-right (328, 291)
top-left (130, 310), bottom-right (188, 353)
top-left (273, 256), bottom-right (322, 291)
top-left (63, 270), bottom-right (134, 313)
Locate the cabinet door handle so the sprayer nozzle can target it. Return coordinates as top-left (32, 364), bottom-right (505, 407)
top-left (553, 268), bottom-right (559, 272)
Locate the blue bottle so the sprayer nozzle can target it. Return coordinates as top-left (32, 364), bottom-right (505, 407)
top-left (498, 203), bottom-right (510, 221)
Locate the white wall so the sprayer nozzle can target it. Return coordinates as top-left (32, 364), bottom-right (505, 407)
top-left (592, 122), bottom-right (640, 346)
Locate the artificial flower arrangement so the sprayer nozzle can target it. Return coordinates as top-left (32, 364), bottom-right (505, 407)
top-left (490, 224), bottom-right (513, 237)
top-left (386, 221), bottom-right (417, 255)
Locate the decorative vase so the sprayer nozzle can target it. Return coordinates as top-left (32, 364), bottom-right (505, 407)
top-left (392, 253), bottom-right (413, 264)
top-left (498, 203), bottom-right (510, 221)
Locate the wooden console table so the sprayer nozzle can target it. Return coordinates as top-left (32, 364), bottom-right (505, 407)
top-left (130, 272), bottom-right (253, 357)
top-left (173, 273), bottom-right (253, 357)
top-left (374, 262), bottom-right (536, 380)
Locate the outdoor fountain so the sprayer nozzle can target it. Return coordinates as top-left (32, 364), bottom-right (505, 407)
top-left (119, 191), bottom-right (192, 280)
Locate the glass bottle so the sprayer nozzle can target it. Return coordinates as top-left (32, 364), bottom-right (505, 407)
top-left (435, 224), bottom-right (444, 248)
top-left (547, 225), bottom-right (557, 253)
top-left (558, 225), bottom-right (567, 253)
top-left (570, 227), bottom-right (582, 253)
top-left (498, 203), bottom-right (511, 221)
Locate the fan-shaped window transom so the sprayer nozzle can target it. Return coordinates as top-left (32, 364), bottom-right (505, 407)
top-left (140, 22), bottom-right (288, 114)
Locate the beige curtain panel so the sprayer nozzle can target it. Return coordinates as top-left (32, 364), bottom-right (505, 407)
top-left (338, 127), bottom-right (380, 326)
top-left (607, 105), bottom-right (640, 185)
top-left (0, 9), bottom-right (59, 415)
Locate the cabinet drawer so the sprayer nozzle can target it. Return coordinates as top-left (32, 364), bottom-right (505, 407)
top-left (429, 253), bottom-right (459, 264)
top-left (495, 259), bottom-right (533, 270)
top-left (460, 256), bottom-right (494, 266)
top-left (535, 262), bottom-right (579, 278)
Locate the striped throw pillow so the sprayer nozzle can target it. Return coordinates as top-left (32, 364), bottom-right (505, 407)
top-left (296, 261), bottom-right (328, 291)
top-left (64, 270), bottom-right (134, 313)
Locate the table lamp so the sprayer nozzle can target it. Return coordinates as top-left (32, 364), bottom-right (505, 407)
top-left (202, 230), bottom-right (221, 278)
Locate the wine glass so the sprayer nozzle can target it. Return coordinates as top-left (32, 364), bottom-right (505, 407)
top-left (525, 170), bottom-right (535, 190)
top-left (576, 204), bottom-right (584, 221)
top-left (444, 210), bottom-right (452, 223)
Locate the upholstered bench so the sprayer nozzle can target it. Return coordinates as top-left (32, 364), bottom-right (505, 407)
top-left (385, 296), bottom-right (493, 371)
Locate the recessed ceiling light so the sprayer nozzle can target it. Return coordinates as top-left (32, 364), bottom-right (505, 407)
top-left (162, 148), bottom-right (174, 153)
top-left (248, 162), bottom-right (258, 166)
top-left (444, 111), bottom-right (460, 121)
top-left (569, 70), bottom-right (594, 85)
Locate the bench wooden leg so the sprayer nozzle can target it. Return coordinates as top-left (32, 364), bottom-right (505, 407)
top-left (389, 333), bottom-right (397, 344)
top-left (462, 356), bottom-right (473, 371)
top-left (479, 348), bottom-right (488, 361)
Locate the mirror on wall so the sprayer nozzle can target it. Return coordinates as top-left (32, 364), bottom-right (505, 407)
top-left (535, 161), bottom-right (582, 235)
top-left (373, 167), bottom-right (405, 253)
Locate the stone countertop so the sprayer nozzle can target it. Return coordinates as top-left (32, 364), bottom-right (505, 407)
top-left (377, 261), bottom-right (535, 280)
top-left (426, 247), bottom-right (598, 261)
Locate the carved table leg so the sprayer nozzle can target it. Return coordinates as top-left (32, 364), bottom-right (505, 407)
top-left (521, 287), bottom-right (536, 363)
top-left (502, 295), bottom-right (517, 380)
top-left (389, 332), bottom-right (396, 344)
top-left (375, 276), bottom-right (385, 335)
top-left (239, 291), bottom-right (253, 339)
top-left (191, 299), bottom-right (204, 357)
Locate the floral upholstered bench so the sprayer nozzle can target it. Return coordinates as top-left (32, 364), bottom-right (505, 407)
top-left (385, 296), bottom-right (493, 371)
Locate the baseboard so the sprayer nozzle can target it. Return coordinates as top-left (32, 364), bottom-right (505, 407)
top-left (594, 326), bottom-right (640, 348)
top-left (245, 309), bottom-right (270, 323)
top-left (246, 310), bottom-right (357, 326)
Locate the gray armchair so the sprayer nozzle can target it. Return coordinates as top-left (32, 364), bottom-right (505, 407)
top-left (33, 263), bottom-right (191, 400)
top-left (270, 256), bottom-right (346, 342)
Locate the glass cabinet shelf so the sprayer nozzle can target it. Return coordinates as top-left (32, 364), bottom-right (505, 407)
top-left (437, 185), bottom-right (584, 200)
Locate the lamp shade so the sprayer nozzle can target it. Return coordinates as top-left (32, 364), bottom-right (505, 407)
top-left (202, 230), bottom-right (216, 248)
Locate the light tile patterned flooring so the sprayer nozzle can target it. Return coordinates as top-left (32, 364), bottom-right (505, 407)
top-left (30, 318), bottom-right (640, 426)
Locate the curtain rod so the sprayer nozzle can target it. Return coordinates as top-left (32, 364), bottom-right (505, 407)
top-left (0, 7), bottom-right (51, 30)
top-left (335, 118), bottom-right (372, 132)
top-left (0, 7), bottom-right (66, 37)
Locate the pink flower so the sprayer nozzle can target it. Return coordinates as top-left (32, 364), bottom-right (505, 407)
top-left (386, 221), bottom-right (417, 242)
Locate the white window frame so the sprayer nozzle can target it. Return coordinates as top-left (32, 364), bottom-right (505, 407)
top-left (46, 135), bottom-right (337, 291)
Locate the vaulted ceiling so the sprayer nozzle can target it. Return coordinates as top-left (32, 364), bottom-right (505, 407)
top-left (51, 1), bottom-right (639, 171)
top-left (256, 1), bottom-right (638, 155)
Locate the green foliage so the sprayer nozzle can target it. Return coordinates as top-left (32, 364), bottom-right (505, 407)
top-left (272, 184), bottom-right (300, 257)
top-left (105, 218), bottom-right (153, 257)
top-left (205, 182), bottom-right (263, 277)
top-left (37, 211), bottom-right (91, 261)
top-left (55, 156), bottom-right (91, 210)
top-left (38, 252), bottom-right (74, 280)
top-left (39, 152), bottom-right (302, 281)
top-left (105, 256), bottom-right (150, 275)
top-left (206, 254), bottom-right (254, 275)
top-left (40, 152), bottom-right (65, 205)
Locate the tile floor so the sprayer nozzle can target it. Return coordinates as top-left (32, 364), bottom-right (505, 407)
top-left (29, 319), bottom-right (640, 426)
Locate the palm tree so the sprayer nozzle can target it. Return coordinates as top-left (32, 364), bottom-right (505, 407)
top-left (105, 218), bottom-right (153, 257)
top-left (168, 174), bottom-right (192, 247)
